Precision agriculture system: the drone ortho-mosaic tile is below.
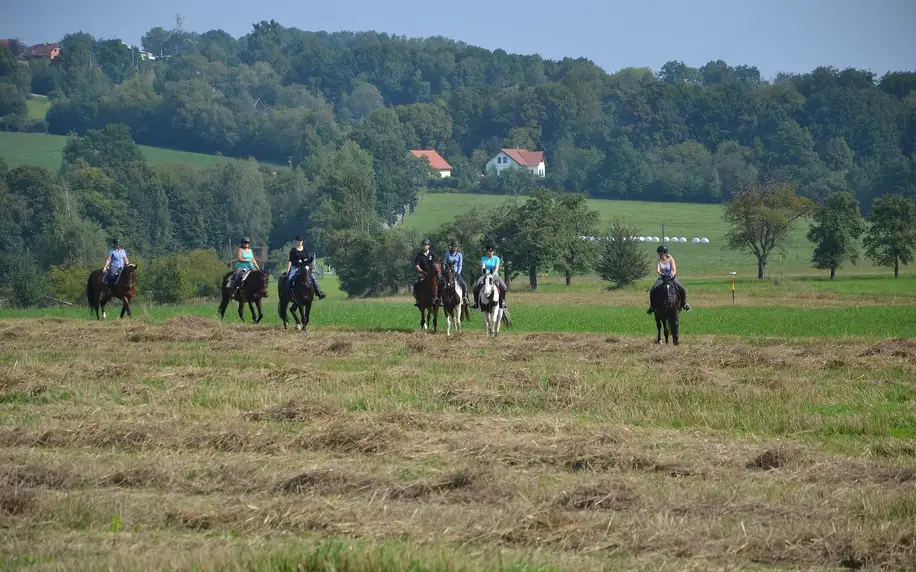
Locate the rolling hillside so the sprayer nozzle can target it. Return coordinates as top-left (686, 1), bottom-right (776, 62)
top-left (0, 132), bottom-right (267, 172)
top-left (0, 132), bottom-right (886, 280)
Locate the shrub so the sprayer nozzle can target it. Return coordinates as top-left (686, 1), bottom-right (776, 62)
top-left (595, 220), bottom-right (650, 288)
top-left (46, 261), bottom-right (92, 304)
top-left (145, 249), bottom-right (227, 304)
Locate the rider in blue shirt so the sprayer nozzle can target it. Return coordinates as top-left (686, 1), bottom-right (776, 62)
top-left (471, 243), bottom-right (508, 309)
top-left (102, 238), bottom-right (130, 286)
top-left (647, 245), bottom-right (690, 313)
top-left (442, 239), bottom-right (469, 305)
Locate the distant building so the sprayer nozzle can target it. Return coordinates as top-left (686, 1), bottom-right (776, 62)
top-left (22, 43), bottom-right (61, 61)
top-left (485, 148), bottom-right (546, 177)
top-left (410, 149), bottom-right (452, 178)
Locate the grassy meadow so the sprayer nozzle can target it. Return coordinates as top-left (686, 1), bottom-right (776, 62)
top-left (403, 191), bottom-right (893, 279)
top-left (25, 97), bottom-right (51, 120)
top-left (0, 132), bottom-right (274, 172)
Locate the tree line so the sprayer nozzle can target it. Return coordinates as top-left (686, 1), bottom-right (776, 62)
top-left (1, 22), bottom-right (915, 208)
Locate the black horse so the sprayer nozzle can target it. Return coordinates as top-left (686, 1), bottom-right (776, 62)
top-left (87, 264), bottom-right (138, 320)
top-left (278, 264), bottom-right (315, 333)
top-left (218, 269), bottom-right (270, 323)
top-left (650, 275), bottom-right (681, 345)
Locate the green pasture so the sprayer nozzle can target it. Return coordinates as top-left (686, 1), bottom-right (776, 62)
top-left (26, 96), bottom-right (51, 120)
top-left (4, 274), bottom-right (915, 338)
top-left (403, 191), bottom-right (890, 279)
top-left (0, 132), bottom-right (273, 172)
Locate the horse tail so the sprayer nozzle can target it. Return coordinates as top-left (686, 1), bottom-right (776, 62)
top-left (86, 273), bottom-right (95, 310)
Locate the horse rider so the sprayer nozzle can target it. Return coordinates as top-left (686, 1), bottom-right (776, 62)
top-left (102, 238), bottom-right (129, 290)
top-left (471, 243), bottom-right (508, 309)
top-left (227, 237), bottom-right (260, 297)
top-left (442, 239), bottom-right (470, 306)
top-left (647, 244), bottom-right (690, 313)
top-left (286, 235), bottom-right (326, 299)
top-left (413, 237), bottom-right (442, 307)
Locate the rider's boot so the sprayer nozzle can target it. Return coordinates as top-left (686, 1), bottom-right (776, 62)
top-left (315, 282), bottom-right (327, 299)
top-left (683, 303), bottom-right (691, 311)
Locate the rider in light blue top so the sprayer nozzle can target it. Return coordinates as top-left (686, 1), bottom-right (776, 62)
top-left (228, 237), bottom-right (260, 295)
top-left (471, 244), bottom-right (508, 309)
top-left (102, 238), bottom-right (129, 285)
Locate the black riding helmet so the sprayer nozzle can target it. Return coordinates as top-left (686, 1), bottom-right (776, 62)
top-left (111, 238), bottom-right (120, 247)
top-left (657, 245), bottom-right (668, 254)
top-left (422, 238), bottom-right (431, 246)
top-left (241, 236), bottom-right (251, 245)
top-left (486, 243), bottom-right (495, 251)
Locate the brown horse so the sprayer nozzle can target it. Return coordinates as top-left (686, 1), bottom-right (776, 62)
top-left (218, 269), bottom-right (270, 323)
top-left (441, 264), bottom-right (469, 336)
top-left (87, 264), bottom-right (137, 320)
top-left (414, 262), bottom-right (440, 332)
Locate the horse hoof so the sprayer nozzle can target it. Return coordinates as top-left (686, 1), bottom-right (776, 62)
top-left (296, 324), bottom-right (302, 331)
top-left (673, 340), bottom-right (679, 346)
top-left (102, 312), bottom-right (107, 319)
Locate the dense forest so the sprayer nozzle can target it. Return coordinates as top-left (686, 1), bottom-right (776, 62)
top-left (2, 21), bottom-right (915, 211)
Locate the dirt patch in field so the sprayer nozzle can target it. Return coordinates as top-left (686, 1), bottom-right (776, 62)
top-left (243, 400), bottom-right (335, 422)
top-left (295, 420), bottom-right (404, 455)
top-left (556, 483), bottom-right (640, 511)
top-left (0, 464), bottom-right (78, 488)
top-left (862, 338), bottom-right (916, 359)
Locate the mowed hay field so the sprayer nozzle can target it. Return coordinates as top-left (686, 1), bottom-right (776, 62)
top-left (2, 280), bottom-right (915, 570)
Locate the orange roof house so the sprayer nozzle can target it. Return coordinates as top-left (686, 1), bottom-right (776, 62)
top-left (22, 43), bottom-right (61, 61)
top-left (410, 149), bottom-right (452, 178)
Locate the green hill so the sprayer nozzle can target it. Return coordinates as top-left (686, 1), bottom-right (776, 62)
top-left (0, 132), bottom-right (264, 172)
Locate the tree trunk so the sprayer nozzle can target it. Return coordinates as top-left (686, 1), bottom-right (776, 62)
top-left (529, 265), bottom-right (538, 290)
top-left (895, 256), bottom-right (899, 278)
top-left (830, 267), bottom-right (836, 280)
top-left (565, 272), bottom-right (571, 286)
top-left (757, 258), bottom-right (765, 280)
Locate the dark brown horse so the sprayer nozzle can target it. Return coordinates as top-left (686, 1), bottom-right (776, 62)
top-left (218, 269), bottom-right (270, 323)
top-left (414, 261), bottom-right (440, 332)
top-left (278, 264), bottom-right (314, 333)
top-left (441, 264), bottom-right (469, 336)
top-left (650, 275), bottom-right (681, 345)
top-left (87, 264), bottom-right (137, 320)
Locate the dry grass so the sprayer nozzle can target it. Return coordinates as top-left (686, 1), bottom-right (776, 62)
top-left (1, 318), bottom-right (914, 571)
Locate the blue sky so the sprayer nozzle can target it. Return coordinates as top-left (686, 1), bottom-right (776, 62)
top-left (3, 0), bottom-right (914, 79)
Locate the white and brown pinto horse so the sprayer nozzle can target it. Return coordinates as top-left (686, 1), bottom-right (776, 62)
top-left (441, 264), bottom-right (469, 336)
top-left (477, 271), bottom-right (503, 337)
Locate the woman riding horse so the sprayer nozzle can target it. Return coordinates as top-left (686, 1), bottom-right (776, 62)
top-left (471, 244), bottom-right (507, 309)
top-left (227, 237), bottom-right (260, 297)
top-left (647, 245), bottom-right (690, 314)
top-left (286, 236), bottom-right (326, 299)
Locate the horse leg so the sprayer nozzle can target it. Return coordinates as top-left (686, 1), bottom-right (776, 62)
top-left (494, 308), bottom-right (502, 337)
top-left (237, 301), bottom-right (245, 322)
top-left (302, 302), bottom-right (311, 334)
top-left (663, 315), bottom-right (670, 344)
top-left (656, 316), bottom-right (662, 344)
top-left (672, 314), bottom-right (680, 346)
top-left (218, 295), bottom-right (229, 320)
top-left (432, 307), bottom-right (438, 334)
top-left (250, 300), bottom-right (260, 324)
top-left (100, 293), bottom-right (112, 320)
top-left (119, 297), bottom-right (129, 319)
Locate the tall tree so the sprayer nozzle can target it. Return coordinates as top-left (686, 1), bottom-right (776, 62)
top-left (724, 180), bottom-right (812, 279)
top-left (863, 194), bottom-right (916, 278)
top-left (595, 220), bottom-right (650, 288)
top-left (553, 193), bottom-right (600, 285)
top-left (806, 191), bottom-right (866, 279)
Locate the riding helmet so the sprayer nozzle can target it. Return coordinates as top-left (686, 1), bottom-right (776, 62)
top-left (657, 245), bottom-right (668, 254)
top-left (486, 243), bottom-right (495, 250)
top-left (111, 238), bottom-right (120, 247)
top-left (241, 237), bottom-right (251, 244)
top-left (295, 235), bottom-right (303, 242)
top-left (421, 238), bottom-right (431, 246)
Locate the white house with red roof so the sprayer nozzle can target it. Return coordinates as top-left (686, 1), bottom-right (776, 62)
top-left (410, 149), bottom-right (452, 178)
top-left (486, 148), bottom-right (546, 178)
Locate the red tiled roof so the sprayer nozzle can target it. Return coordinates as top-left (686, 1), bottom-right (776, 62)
top-left (501, 148), bottom-right (544, 167)
top-left (24, 43), bottom-right (59, 57)
top-left (410, 149), bottom-right (452, 171)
